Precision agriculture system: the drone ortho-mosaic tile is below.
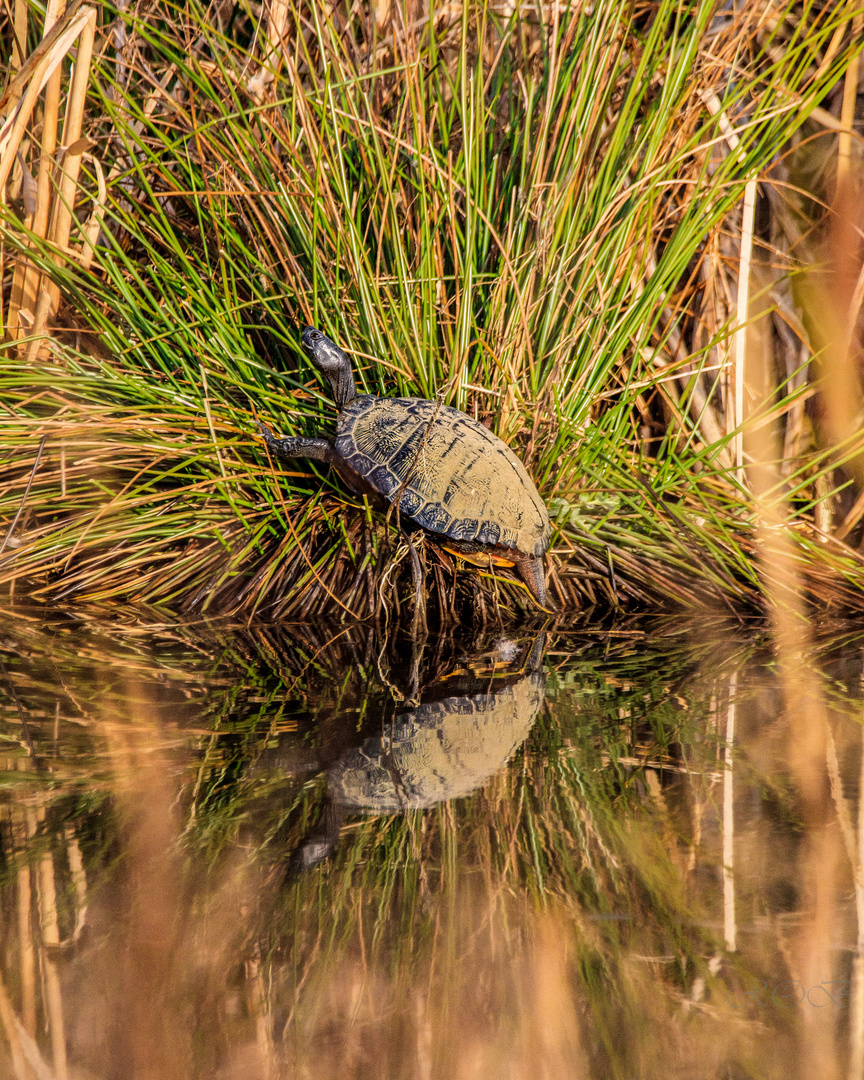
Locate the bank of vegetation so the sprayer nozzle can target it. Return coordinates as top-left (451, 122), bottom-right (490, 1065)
top-left (1, 0), bottom-right (863, 622)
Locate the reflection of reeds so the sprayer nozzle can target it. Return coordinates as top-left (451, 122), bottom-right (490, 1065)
top-left (2, 613), bottom-right (864, 1074)
top-left (850, 732), bottom-right (864, 1080)
top-left (731, 152), bottom-right (864, 1076)
top-left (723, 674), bottom-right (736, 953)
top-left (36, 803), bottom-right (68, 1080)
top-left (15, 809), bottom-right (35, 1038)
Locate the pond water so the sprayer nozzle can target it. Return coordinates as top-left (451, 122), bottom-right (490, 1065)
top-left (0, 609), bottom-right (862, 1079)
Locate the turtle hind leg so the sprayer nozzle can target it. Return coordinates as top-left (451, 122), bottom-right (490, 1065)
top-left (258, 424), bottom-right (338, 465)
top-left (515, 553), bottom-right (548, 607)
top-left (402, 529), bottom-right (428, 640)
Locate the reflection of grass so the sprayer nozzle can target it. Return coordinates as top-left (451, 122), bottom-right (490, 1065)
top-left (230, 630), bottom-right (768, 1078)
top-left (3, 3), bottom-right (864, 617)
top-left (0, 616), bottom-right (860, 1075)
top-left (0, 618), bottom-right (725, 1069)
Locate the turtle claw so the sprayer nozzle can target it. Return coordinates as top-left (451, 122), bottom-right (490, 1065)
top-left (257, 423), bottom-right (282, 456)
top-left (257, 423), bottom-right (284, 464)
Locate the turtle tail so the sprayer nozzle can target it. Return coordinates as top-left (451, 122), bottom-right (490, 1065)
top-left (516, 554), bottom-right (548, 607)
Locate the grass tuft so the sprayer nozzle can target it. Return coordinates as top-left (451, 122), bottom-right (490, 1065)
top-left (2, 1), bottom-right (864, 619)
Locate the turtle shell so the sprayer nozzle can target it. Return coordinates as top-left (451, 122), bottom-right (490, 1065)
top-left (335, 395), bottom-right (550, 558)
top-left (329, 671), bottom-right (546, 811)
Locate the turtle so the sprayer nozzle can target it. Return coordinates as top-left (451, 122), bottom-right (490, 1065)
top-left (258, 327), bottom-right (551, 604)
top-left (277, 633), bottom-right (547, 872)
top-left (328, 668), bottom-right (546, 812)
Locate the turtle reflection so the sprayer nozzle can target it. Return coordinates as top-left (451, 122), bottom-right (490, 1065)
top-left (291, 635), bottom-right (546, 872)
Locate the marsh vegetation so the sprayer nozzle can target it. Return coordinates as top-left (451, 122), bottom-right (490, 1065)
top-left (2, 2), bottom-right (864, 1077)
top-left (1, 0), bottom-right (864, 618)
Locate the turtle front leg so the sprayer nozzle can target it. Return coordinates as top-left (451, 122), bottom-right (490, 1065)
top-left (258, 423), bottom-right (339, 465)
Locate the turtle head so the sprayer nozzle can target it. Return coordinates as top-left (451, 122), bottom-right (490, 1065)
top-left (301, 326), bottom-right (357, 409)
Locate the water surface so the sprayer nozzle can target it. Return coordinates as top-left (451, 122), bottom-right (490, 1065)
top-left (0, 611), bottom-right (861, 1079)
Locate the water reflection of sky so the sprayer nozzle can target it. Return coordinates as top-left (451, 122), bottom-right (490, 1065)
top-left (0, 612), bottom-right (862, 1079)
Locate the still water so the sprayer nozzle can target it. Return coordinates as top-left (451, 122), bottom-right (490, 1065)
top-left (0, 610), bottom-right (862, 1079)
